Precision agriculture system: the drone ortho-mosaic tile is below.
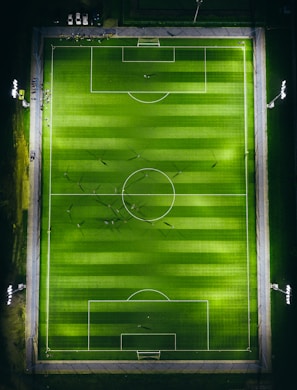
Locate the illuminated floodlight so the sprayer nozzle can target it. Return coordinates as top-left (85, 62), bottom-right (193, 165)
top-left (267, 80), bottom-right (287, 109)
top-left (280, 80), bottom-right (287, 99)
top-left (6, 283), bottom-right (26, 305)
top-left (271, 283), bottom-right (292, 305)
top-left (11, 79), bottom-right (19, 99)
top-left (7, 285), bottom-right (13, 305)
top-left (286, 284), bottom-right (291, 305)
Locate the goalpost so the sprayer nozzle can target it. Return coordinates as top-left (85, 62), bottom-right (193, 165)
top-left (137, 38), bottom-right (160, 47)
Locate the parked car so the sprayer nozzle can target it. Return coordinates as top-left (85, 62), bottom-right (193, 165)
top-left (82, 13), bottom-right (89, 25)
top-left (75, 12), bottom-right (82, 25)
top-left (67, 13), bottom-right (73, 25)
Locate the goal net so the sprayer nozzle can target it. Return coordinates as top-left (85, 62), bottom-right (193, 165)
top-left (137, 38), bottom-right (160, 47)
top-left (137, 351), bottom-right (161, 360)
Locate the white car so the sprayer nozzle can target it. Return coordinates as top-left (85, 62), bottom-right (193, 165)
top-left (82, 13), bottom-right (89, 25)
top-left (75, 12), bottom-right (82, 25)
top-left (67, 13), bottom-right (73, 25)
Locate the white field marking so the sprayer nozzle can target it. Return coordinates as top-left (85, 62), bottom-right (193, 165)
top-left (46, 44), bottom-right (251, 354)
top-left (128, 92), bottom-right (170, 103)
top-left (88, 45), bottom-right (219, 95)
top-left (46, 45), bottom-right (55, 351)
top-left (92, 90), bottom-right (202, 94)
top-left (127, 288), bottom-right (170, 301)
top-left (51, 193), bottom-right (247, 197)
top-left (243, 43), bottom-right (251, 350)
top-left (204, 47), bottom-right (207, 93)
top-left (88, 299), bottom-right (209, 352)
top-left (90, 46), bottom-right (93, 93)
top-left (55, 45), bottom-right (245, 49)
top-left (47, 348), bottom-right (250, 354)
top-left (87, 300), bottom-right (90, 350)
top-left (47, 348), bottom-right (252, 353)
top-left (121, 168), bottom-right (176, 222)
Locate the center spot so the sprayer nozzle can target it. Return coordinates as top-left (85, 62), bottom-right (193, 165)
top-left (121, 168), bottom-right (176, 222)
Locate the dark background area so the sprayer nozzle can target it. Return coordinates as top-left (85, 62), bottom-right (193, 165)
top-left (0, 1), bottom-right (296, 389)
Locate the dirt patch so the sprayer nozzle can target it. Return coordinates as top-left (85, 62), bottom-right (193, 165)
top-left (13, 109), bottom-right (30, 224)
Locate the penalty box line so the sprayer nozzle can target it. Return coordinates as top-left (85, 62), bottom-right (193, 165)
top-left (90, 46), bottom-right (208, 94)
top-left (87, 299), bottom-right (209, 352)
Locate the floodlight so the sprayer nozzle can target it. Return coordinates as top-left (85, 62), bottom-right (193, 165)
top-left (280, 80), bottom-right (286, 99)
top-left (267, 80), bottom-right (287, 108)
top-left (286, 284), bottom-right (291, 305)
top-left (6, 283), bottom-right (26, 306)
top-left (11, 79), bottom-right (19, 99)
top-left (271, 282), bottom-right (292, 305)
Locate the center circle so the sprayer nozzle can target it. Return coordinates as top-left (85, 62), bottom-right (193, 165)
top-left (121, 168), bottom-right (176, 222)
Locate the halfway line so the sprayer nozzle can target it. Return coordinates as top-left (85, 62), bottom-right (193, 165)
top-left (51, 193), bottom-right (247, 197)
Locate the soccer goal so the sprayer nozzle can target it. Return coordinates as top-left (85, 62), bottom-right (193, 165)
top-left (137, 37), bottom-right (160, 47)
top-left (137, 351), bottom-right (161, 360)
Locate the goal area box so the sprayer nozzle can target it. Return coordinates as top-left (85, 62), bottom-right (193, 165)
top-left (88, 300), bottom-right (209, 351)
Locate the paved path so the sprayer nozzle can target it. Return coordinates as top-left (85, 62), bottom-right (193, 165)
top-left (25, 28), bottom-right (43, 373)
top-left (40, 25), bottom-right (258, 38)
top-left (25, 26), bottom-right (271, 374)
top-left (253, 28), bottom-right (272, 372)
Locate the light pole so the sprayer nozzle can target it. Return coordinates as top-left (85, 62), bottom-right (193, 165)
top-left (271, 283), bottom-right (292, 305)
top-left (6, 283), bottom-right (26, 305)
top-left (193, 0), bottom-right (203, 23)
top-left (267, 79), bottom-right (287, 108)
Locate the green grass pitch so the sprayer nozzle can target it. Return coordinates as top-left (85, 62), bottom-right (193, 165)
top-left (39, 38), bottom-right (257, 361)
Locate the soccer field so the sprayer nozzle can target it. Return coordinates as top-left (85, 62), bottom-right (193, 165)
top-left (38, 37), bottom-right (258, 362)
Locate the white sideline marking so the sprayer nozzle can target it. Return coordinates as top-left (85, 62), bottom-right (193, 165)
top-left (45, 45), bottom-right (55, 352)
top-left (46, 43), bottom-right (252, 354)
top-left (243, 44), bottom-right (251, 350)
